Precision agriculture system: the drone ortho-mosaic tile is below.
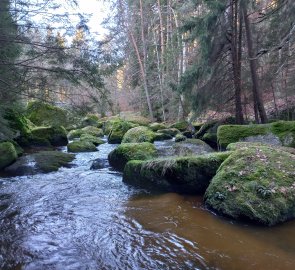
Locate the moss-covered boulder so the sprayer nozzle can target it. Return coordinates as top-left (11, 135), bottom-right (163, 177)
top-left (175, 134), bottom-right (186, 142)
top-left (169, 121), bottom-right (189, 132)
top-left (5, 151), bottom-right (75, 175)
top-left (108, 142), bottom-right (157, 171)
top-left (123, 152), bottom-right (231, 194)
top-left (29, 126), bottom-right (68, 147)
top-left (108, 121), bottom-right (136, 144)
top-left (122, 126), bottom-right (156, 143)
top-left (149, 122), bottom-right (167, 132)
top-left (68, 126), bottom-right (103, 140)
top-left (157, 139), bottom-right (213, 158)
top-left (67, 140), bottom-right (97, 152)
top-left (80, 114), bottom-right (100, 128)
top-left (158, 128), bottom-right (180, 137)
top-left (192, 122), bottom-right (203, 132)
top-left (205, 145), bottom-right (295, 226)
top-left (153, 132), bottom-right (173, 141)
top-left (26, 101), bottom-right (69, 127)
top-left (217, 121), bottom-right (295, 149)
top-left (0, 142), bottom-right (17, 170)
top-left (80, 134), bottom-right (105, 146)
top-left (121, 114), bottom-right (150, 126)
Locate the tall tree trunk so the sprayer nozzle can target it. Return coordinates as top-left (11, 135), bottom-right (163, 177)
top-left (230, 0), bottom-right (244, 124)
top-left (139, 0), bottom-right (154, 120)
top-left (242, 3), bottom-right (267, 123)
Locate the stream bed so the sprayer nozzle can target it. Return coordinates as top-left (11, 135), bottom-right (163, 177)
top-left (0, 142), bottom-right (295, 270)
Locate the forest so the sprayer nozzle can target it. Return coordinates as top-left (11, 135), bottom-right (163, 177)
top-left (0, 0), bottom-right (295, 269)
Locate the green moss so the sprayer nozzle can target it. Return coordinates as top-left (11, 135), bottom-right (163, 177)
top-left (192, 122), bottom-right (203, 131)
top-left (149, 122), bottom-right (167, 132)
top-left (30, 126), bottom-right (68, 147)
top-left (270, 121), bottom-right (295, 147)
top-left (169, 121), bottom-right (189, 131)
top-left (0, 142), bottom-right (17, 170)
top-left (217, 121), bottom-right (295, 148)
top-left (123, 152), bottom-right (231, 194)
top-left (122, 115), bottom-right (151, 126)
top-left (175, 134), bottom-right (186, 142)
top-left (158, 128), bottom-right (180, 137)
top-left (67, 140), bottom-right (97, 152)
top-left (108, 142), bottom-right (157, 170)
top-left (26, 101), bottom-right (68, 127)
top-left (68, 126), bottom-right (103, 140)
top-left (108, 121), bottom-right (135, 144)
top-left (80, 114), bottom-right (100, 128)
top-left (34, 151), bottom-right (75, 173)
top-left (217, 124), bottom-right (270, 148)
top-left (205, 145), bottom-right (295, 226)
top-left (80, 134), bottom-right (105, 146)
top-left (154, 132), bottom-right (173, 141)
top-left (122, 126), bottom-right (156, 143)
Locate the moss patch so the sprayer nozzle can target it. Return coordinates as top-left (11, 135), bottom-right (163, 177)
top-left (108, 142), bottom-right (157, 171)
top-left (149, 122), bottom-right (167, 132)
top-left (205, 145), bottom-right (295, 226)
top-left (0, 142), bottom-right (17, 170)
top-left (175, 134), bottom-right (186, 142)
top-left (30, 126), bottom-right (68, 147)
top-left (67, 140), bottom-right (97, 152)
top-left (158, 128), bottom-right (180, 137)
top-left (169, 121), bottom-right (189, 132)
top-left (80, 134), bottom-right (105, 146)
top-left (122, 126), bottom-right (156, 143)
top-left (108, 121), bottom-right (135, 144)
top-left (154, 132), bottom-right (173, 141)
top-left (123, 152), bottom-right (231, 194)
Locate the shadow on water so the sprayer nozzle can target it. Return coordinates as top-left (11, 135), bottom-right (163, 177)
top-left (0, 141), bottom-right (294, 269)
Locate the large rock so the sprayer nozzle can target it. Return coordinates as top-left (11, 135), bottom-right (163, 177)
top-left (156, 139), bottom-right (213, 157)
top-left (169, 121), bottom-right (189, 132)
top-left (5, 151), bottom-right (75, 175)
top-left (26, 101), bottom-right (69, 127)
top-left (0, 142), bottom-right (17, 170)
top-left (108, 142), bottom-right (157, 171)
top-left (67, 140), bottom-right (97, 152)
top-left (108, 121), bottom-right (136, 144)
top-left (149, 122), bottom-right (167, 132)
top-left (217, 121), bottom-right (295, 149)
top-left (153, 132), bottom-right (173, 141)
top-left (29, 126), bottom-right (68, 147)
top-left (122, 126), bottom-right (156, 143)
top-left (80, 114), bottom-right (100, 128)
top-left (205, 144), bottom-right (295, 226)
top-left (123, 152), bottom-right (231, 194)
top-left (157, 128), bottom-right (180, 137)
top-left (80, 134), bottom-right (105, 146)
top-left (68, 126), bottom-right (103, 140)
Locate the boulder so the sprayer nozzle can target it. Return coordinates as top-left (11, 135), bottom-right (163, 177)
top-left (29, 126), bottom-right (68, 147)
top-left (80, 134), bottom-right (105, 146)
top-left (158, 128), bottom-right (180, 137)
top-left (0, 142), bottom-right (17, 170)
top-left (80, 114), bottom-right (100, 128)
top-left (175, 134), bottom-right (186, 142)
top-left (217, 121), bottom-right (295, 149)
top-left (90, 158), bottom-right (109, 170)
top-left (26, 101), bottom-right (69, 127)
top-left (5, 151), bottom-right (75, 175)
top-left (122, 126), bottom-right (156, 143)
top-left (108, 121), bottom-right (136, 144)
top-left (67, 140), bottom-right (97, 152)
top-left (169, 121), bottom-right (189, 132)
top-left (68, 126), bottom-right (103, 140)
top-left (205, 144), bottom-right (295, 226)
top-left (149, 122), bottom-right (167, 132)
top-left (153, 132), bottom-right (173, 141)
top-left (108, 142), bottom-right (157, 171)
top-left (123, 152), bottom-right (231, 194)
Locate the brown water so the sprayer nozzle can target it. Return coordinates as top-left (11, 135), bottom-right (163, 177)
top-left (0, 142), bottom-right (294, 270)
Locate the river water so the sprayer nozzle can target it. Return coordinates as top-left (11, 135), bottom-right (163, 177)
top-left (0, 142), bottom-right (295, 270)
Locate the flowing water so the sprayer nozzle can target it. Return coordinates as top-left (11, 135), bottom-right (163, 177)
top-left (0, 142), bottom-right (295, 270)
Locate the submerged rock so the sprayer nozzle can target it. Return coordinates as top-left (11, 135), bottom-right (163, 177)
top-left (5, 151), bottom-right (75, 175)
top-left (90, 158), bottom-right (109, 170)
top-left (123, 152), bottom-right (231, 194)
top-left (0, 142), bottom-right (17, 170)
top-left (122, 126), bottom-right (156, 143)
top-left (67, 140), bottom-right (97, 153)
top-left (108, 142), bottom-right (157, 171)
top-left (205, 144), bottom-right (295, 226)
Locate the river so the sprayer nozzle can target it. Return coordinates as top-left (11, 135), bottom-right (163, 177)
top-left (0, 141), bottom-right (294, 269)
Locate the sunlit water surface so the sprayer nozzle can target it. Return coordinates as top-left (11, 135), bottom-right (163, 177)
top-left (0, 142), bottom-right (294, 270)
